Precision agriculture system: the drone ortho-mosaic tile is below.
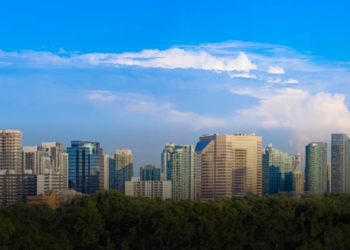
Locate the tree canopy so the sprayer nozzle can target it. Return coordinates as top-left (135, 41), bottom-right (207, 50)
top-left (1, 191), bottom-right (350, 249)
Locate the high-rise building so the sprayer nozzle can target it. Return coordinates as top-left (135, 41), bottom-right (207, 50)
top-left (140, 165), bottom-right (160, 181)
top-left (42, 142), bottom-right (66, 174)
top-left (125, 177), bottom-right (172, 199)
top-left (195, 133), bottom-right (262, 202)
top-left (168, 145), bottom-right (196, 201)
top-left (327, 162), bottom-right (331, 193)
top-left (67, 141), bottom-right (105, 194)
top-left (22, 146), bottom-right (50, 174)
top-left (103, 155), bottom-right (109, 190)
top-left (292, 153), bottom-right (304, 197)
top-left (110, 150), bottom-right (133, 194)
top-left (331, 134), bottom-right (350, 194)
top-left (305, 142), bottom-right (327, 195)
top-left (0, 130), bottom-right (23, 174)
top-left (161, 142), bottom-right (175, 181)
top-left (262, 144), bottom-right (293, 195)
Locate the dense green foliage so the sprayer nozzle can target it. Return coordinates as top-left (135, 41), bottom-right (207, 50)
top-left (1, 191), bottom-right (350, 249)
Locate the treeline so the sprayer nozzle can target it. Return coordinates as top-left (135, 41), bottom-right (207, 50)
top-left (1, 191), bottom-right (350, 250)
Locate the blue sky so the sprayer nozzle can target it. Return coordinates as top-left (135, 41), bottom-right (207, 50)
top-left (1, 0), bottom-right (350, 171)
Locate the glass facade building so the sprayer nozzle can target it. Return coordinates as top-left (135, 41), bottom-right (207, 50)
top-left (161, 142), bottom-right (175, 181)
top-left (195, 133), bottom-right (262, 202)
top-left (67, 141), bottom-right (104, 194)
top-left (109, 150), bottom-right (133, 194)
top-left (331, 134), bottom-right (350, 194)
top-left (262, 144), bottom-right (293, 195)
top-left (305, 142), bottom-right (327, 195)
top-left (140, 165), bottom-right (160, 181)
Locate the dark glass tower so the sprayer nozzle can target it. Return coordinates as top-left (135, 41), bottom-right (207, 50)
top-left (140, 165), bottom-right (160, 181)
top-left (67, 141), bottom-right (104, 194)
top-left (331, 134), bottom-right (350, 193)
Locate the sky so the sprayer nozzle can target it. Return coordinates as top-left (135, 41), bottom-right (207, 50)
top-left (2, 0), bottom-right (350, 173)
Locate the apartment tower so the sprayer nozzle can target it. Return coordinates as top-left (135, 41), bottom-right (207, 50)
top-left (0, 130), bottom-right (23, 174)
top-left (195, 133), bottom-right (262, 202)
top-left (305, 142), bottom-right (327, 195)
top-left (110, 150), bottom-right (133, 194)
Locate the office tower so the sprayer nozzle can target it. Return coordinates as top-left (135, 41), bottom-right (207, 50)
top-left (292, 153), bottom-right (304, 197)
top-left (331, 134), bottom-right (350, 193)
top-left (305, 142), bottom-right (327, 195)
top-left (140, 165), bottom-right (160, 181)
top-left (169, 145), bottom-right (196, 201)
top-left (103, 155), bottom-right (109, 190)
top-left (42, 142), bottom-right (66, 174)
top-left (125, 177), bottom-right (172, 199)
top-left (109, 158), bottom-right (116, 189)
top-left (262, 144), bottom-right (293, 195)
top-left (195, 133), bottom-right (262, 202)
top-left (0, 173), bottom-right (44, 206)
top-left (161, 142), bottom-right (175, 180)
top-left (0, 130), bottom-right (23, 174)
top-left (327, 162), bottom-right (331, 193)
top-left (22, 146), bottom-right (50, 174)
top-left (67, 141), bottom-right (104, 194)
top-left (110, 150), bottom-right (133, 194)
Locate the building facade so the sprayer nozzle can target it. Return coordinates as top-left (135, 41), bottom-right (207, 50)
top-left (140, 165), bottom-right (160, 181)
top-left (110, 150), bottom-right (133, 194)
top-left (125, 177), bottom-right (172, 199)
top-left (67, 141), bottom-right (105, 194)
top-left (161, 142), bottom-right (175, 181)
top-left (292, 153), bottom-right (304, 197)
top-left (0, 130), bottom-right (23, 174)
top-left (195, 133), bottom-right (263, 202)
top-left (305, 142), bottom-right (327, 195)
top-left (103, 155), bottom-right (109, 190)
top-left (331, 134), bottom-right (350, 194)
top-left (262, 144), bottom-right (293, 195)
top-left (22, 146), bottom-right (50, 174)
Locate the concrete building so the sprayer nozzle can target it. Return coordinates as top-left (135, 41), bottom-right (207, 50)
top-left (0, 130), bottom-right (23, 174)
top-left (262, 144), bottom-right (293, 195)
top-left (169, 145), bottom-right (196, 201)
top-left (305, 142), bottom-right (327, 195)
top-left (67, 141), bottom-right (105, 194)
top-left (292, 153), bottom-right (304, 197)
top-left (125, 177), bottom-right (172, 199)
top-left (331, 134), bottom-right (350, 194)
top-left (0, 171), bottom-right (44, 206)
top-left (110, 150), bottom-right (133, 194)
top-left (27, 190), bottom-right (61, 209)
top-left (161, 142), bottom-right (175, 181)
top-left (22, 146), bottom-right (50, 174)
top-left (140, 165), bottom-right (160, 181)
top-left (195, 133), bottom-right (263, 201)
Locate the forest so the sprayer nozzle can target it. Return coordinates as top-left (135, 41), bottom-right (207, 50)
top-left (1, 191), bottom-right (350, 250)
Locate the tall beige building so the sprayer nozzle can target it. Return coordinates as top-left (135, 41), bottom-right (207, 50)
top-left (110, 150), bottom-right (133, 194)
top-left (292, 153), bottom-right (304, 197)
top-left (195, 133), bottom-right (262, 201)
top-left (0, 130), bottom-right (23, 174)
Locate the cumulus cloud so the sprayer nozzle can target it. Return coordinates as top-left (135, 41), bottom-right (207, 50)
top-left (267, 77), bottom-right (281, 83)
top-left (282, 78), bottom-right (298, 84)
top-left (268, 66), bottom-right (285, 74)
top-left (232, 87), bottom-right (350, 151)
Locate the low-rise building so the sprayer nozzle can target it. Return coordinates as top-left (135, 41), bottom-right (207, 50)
top-left (27, 190), bottom-right (60, 209)
top-left (125, 177), bottom-right (172, 199)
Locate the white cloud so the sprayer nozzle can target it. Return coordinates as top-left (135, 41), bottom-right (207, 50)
top-left (233, 87), bottom-right (350, 151)
top-left (282, 78), bottom-right (298, 84)
top-left (86, 90), bottom-right (226, 130)
top-left (267, 77), bottom-right (281, 83)
top-left (268, 66), bottom-right (285, 74)
top-left (230, 73), bottom-right (257, 79)
top-left (58, 48), bottom-right (68, 54)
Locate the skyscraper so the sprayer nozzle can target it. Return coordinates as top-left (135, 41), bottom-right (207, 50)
top-left (110, 150), bottom-right (133, 194)
top-left (195, 133), bottom-right (262, 202)
top-left (327, 162), bottom-right (331, 193)
top-left (67, 141), bottom-right (105, 194)
top-left (292, 153), bottom-right (304, 197)
top-left (0, 130), bottom-right (23, 174)
top-left (161, 142), bottom-right (175, 181)
top-left (140, 165), bottom-right (160, 181)
top-left (169, 145), bottom-right (196, 201)
top-left (305, 142), bottom-right (327, 195)
top-left (262, 144), bottom-right (293, 195)
top-left (103, 155), bottom-right (109, 190)
top-left (22, 146), bottom-right (50, 174)
top-left (331, 134), bottom-right (350, 193)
